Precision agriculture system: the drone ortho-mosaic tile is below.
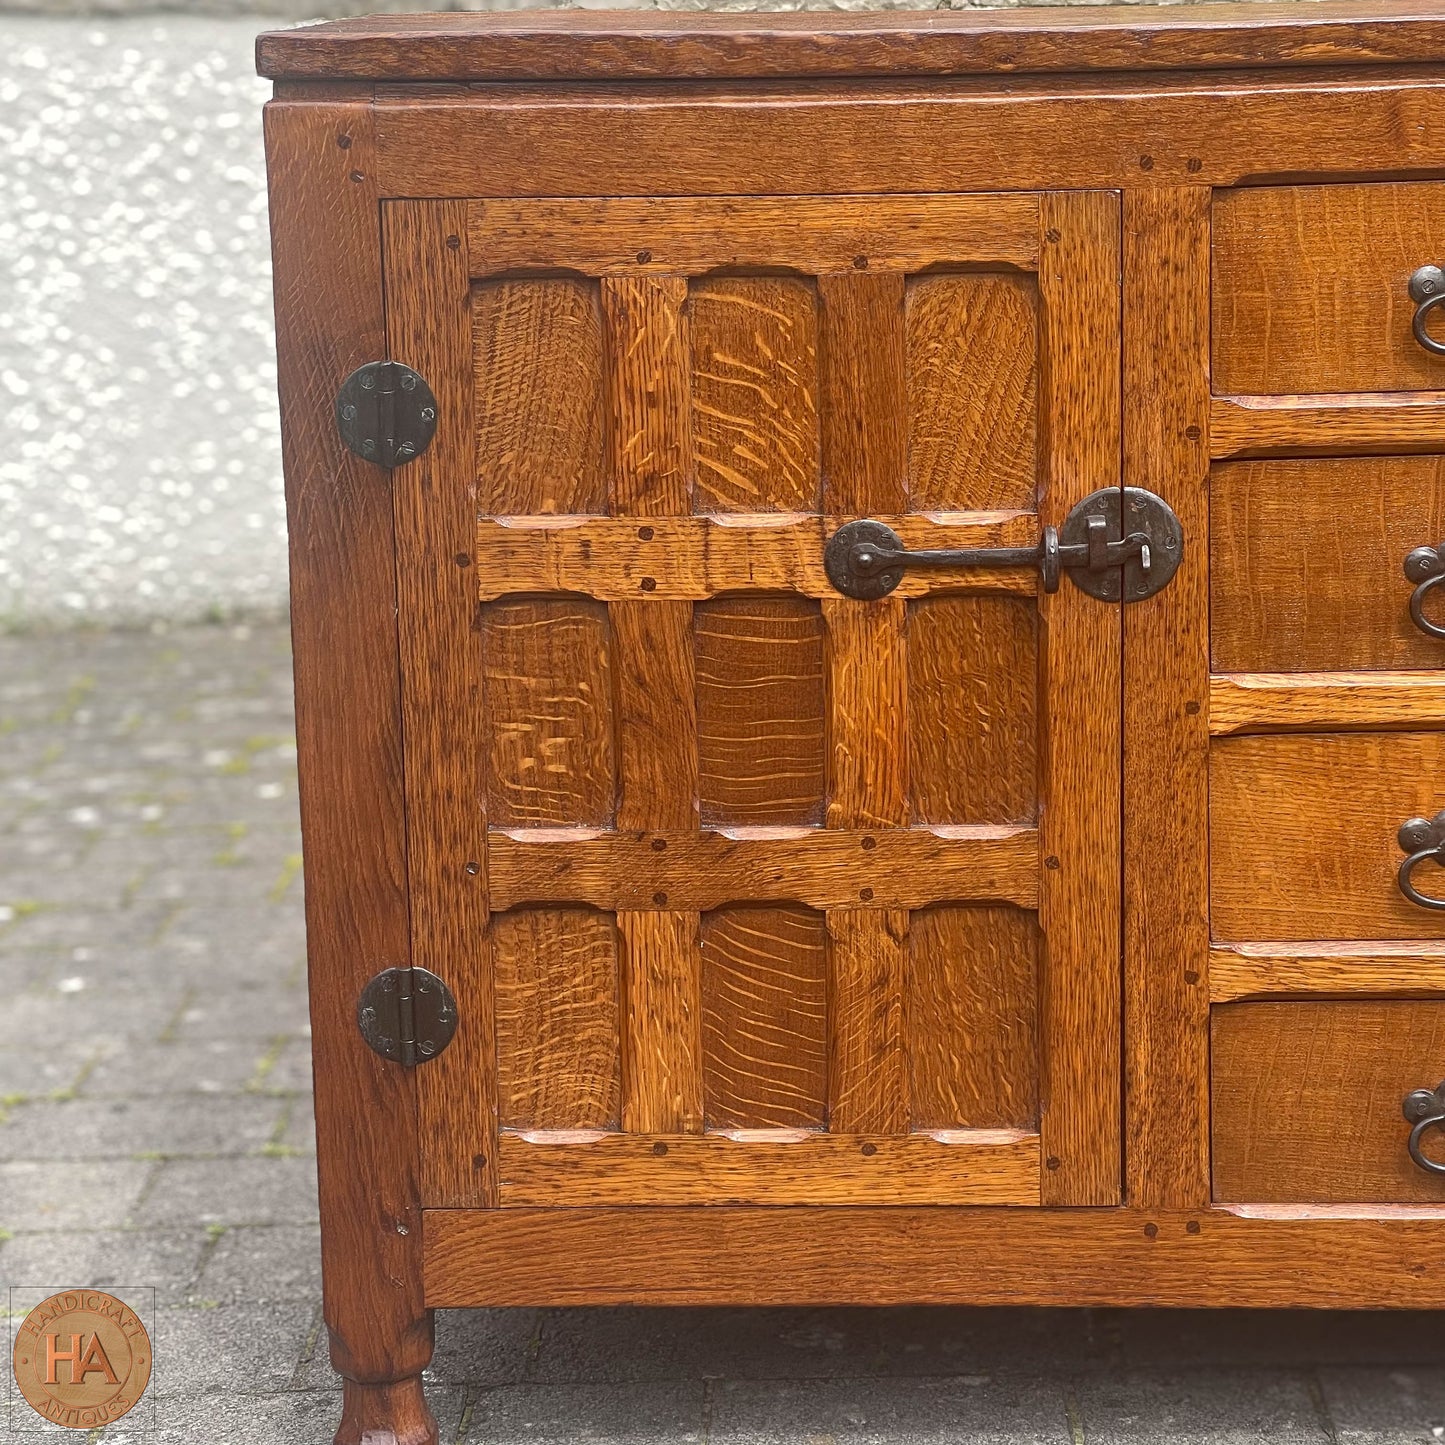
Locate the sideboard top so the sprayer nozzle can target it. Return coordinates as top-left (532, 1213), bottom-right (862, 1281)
top-left (257, 0), bottom-right (1445, 82)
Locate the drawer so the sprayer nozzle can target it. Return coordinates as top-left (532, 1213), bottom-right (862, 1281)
top-left (1213, 181), bottom-right (1445, 395)
top-left (1211, 455), bottom-right (1445, 672)
top-left (1213, 1001), bottom-right (1445, 1202)
top-left (1211, 733), bottom-right (1445, 942)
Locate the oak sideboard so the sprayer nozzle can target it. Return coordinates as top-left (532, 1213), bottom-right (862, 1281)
top-left (259, 6), bottom-right (1445, 1440)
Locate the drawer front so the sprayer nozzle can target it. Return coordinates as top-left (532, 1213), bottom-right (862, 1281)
top-left (1211, 732), bottom-right (1445, 942)
top-left (1211, 456), bottom-right (1445, 672)
top-left (1213, 181), bottom-right (1445, 395)
top-left (1213, 1001), bottom-right (1445, 1202)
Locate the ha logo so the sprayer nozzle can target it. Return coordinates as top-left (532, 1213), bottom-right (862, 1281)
top-left (12, 1290), bottom-right (152, 1429)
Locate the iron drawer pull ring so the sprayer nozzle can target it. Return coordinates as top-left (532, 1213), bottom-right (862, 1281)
top-left (1403, 1083), bottom-right (1445, 1175)
top-left (1397, 812), bottom-right (1445, 911)
top-left (1404, 543), bottom-right (1445, 639)
top-left (1410, 265), bottom-right (1445, 356)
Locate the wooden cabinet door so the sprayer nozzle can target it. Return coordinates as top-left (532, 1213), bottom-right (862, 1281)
top-left (382, 192), bottom-right (1122, 1211)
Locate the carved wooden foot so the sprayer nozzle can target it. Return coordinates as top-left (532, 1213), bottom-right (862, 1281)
top-left (335, 1377), bottom-right (438, 1445)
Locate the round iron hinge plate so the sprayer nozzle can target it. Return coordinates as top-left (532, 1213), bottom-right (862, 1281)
top-left (1060, 486), bottom-right (1184, 603)
top-left (336, 361), bottom-right (437, 469)
top-left (357, 966), bottom-right (458, 1066)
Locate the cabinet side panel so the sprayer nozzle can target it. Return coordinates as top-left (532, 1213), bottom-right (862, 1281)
top-left (264, 98), bottom-right (433, 1382)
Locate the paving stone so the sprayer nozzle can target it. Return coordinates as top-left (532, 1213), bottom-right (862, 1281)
top-left (279, 1094), bottom-right (316, 1153)
top-left (84, 1039), bottom-right (286, 1098)
top-left (192, 1225), bottom-right (321, 1307)
top-left (530, 1306), bottom-right (1108, 1386)
top-left (0, 1044), bottom-right (99, 1101)
top-left (104, 1385), bottom-right (469, 1445)
top-left (0, 1159), bottom-right (153, 1231)
top-left (150, 1300), bottom-right (318, 1396)
top-left (173, 984), bottom-right (309, 1042)
top-left (1110, 1308), bottom-right (1445, 1371)
top-left (0, 1093), bottom-right (285, 1161)
top-left (1074, 1369), bottom-right (1331, 1444)
top-left (1318, 1366), bottom-right (1445, 1443)
top-left (706, 1376), bottom-right (1073, 1444)
top-left (0, 1227), bottom-right (209, 1305)
top-left (460, 1380), bottom-right (708, 1444)
top-left (131, 1156), bottom-right (318, 1228)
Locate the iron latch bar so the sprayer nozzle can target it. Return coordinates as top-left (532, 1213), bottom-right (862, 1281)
top-left (824, 486), bottom-right (1183, 604)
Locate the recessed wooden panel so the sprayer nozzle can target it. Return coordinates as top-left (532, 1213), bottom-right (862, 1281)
top-left (908, 595), bottom-right (1038, 825)
top-left (494, 907), bottom-right (621, 1131)
top-left (906, 273), bottom-right (1038, 511)
top-left (700, 905), bottom-right (827, 1131)
top-left (908, 905), bottom-right (1039, 1131)
top-left (482, 600), bottom-right (615, 829)
top-left (828, 908), bottom-right (908, 1135)
top-left (474, 278), bottom-right (607, 515)
top-left (695, 596), bottom-right (826, 827)
top-left (1211, 732), bottom-right (1445, 941)
top-left (1211, 456), bottom-right (1445, 673)
top-left (1212, 1001), bottom-right (1445, 1202)
top-left (689, 276), bottom-right (820, 514)
top-left (1213, 181), bottom-right (1445, 396)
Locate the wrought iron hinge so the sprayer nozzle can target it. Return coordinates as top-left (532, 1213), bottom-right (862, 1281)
top-left (357, 966), bottom-right (458, 1067)
top-left (825, 487), bottom-right (1184, 603)
top-left (335, 361), bottom-right (438, 468)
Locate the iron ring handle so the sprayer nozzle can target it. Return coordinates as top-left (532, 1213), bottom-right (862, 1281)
top-left (1398, 848), bottom-right (1445, 910)
top-left (1410, 265), bottom-right (1445, 356)
top-left (1403, 1084), bottom-right (1445, 1175)
top-left (1397, 812), bottom-right (1445, 910)
top-left (1404, 545), bottom-right (1445, 639)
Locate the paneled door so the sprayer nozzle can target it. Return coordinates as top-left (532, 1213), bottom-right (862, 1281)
top-left (382, 191), bottom-right (1123, 1211)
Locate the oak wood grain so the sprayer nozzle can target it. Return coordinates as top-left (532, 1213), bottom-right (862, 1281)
top-left (1209, 392), bottom-right (1445, 461)
top-left (495, 1127), bottom-right (1038, 1205)
top-left (1208, 672), bottom-right (1445, 736)
top-left (701, 905), bottom-right (828, 1131)
top-left (908, 905), bottom-right (1039, 1130)
top-left (826, 908), bottom-right (909, 1136)
top-left (907, 595), bottom-right (1037, 827)
top-left (264, 96), bottom-right (434, 1417)
top-left (1212, 1001), bottom-right (1445, 1202)
top-left (601, 276), bottom-right (693, 517)
top-left (823, 597), bottom-right (908, 830)
top-left (819, 272), bottom-right (907, 517)
top-left (619, 910), bottom-right (704, 1136)
top-left (493, 907), bottom-right (620, 1130)
top-left (695, 597), bottom-right (826, 828)
top-left (474, 512), bottom-right (1037, 602)
top-left (1210, 731), bottom-right (1445, 942)
top-left (486, 825), bottom-right (1039, 913)
top-left (1122, 186), bottom-right (1212, 1210)
top-left (468, 194), bottom-right (1040, 278)
top-left (1213, 181), bottom-right (1445, 395)
top-left (370, 77), bottom-right (1445, 198)
top-left (1209, 941), bottom-right (1445, 1002)
top-left (480, 600), bottom-right (616, 829)
top-left (474, 278), bottom-right (606, 516)
top-left (689, 276), bottom-right (821, 515)
top-left (424, 1204), bottom-right (1445, 1309)
top-left (384, 202), bottom-right (496, 1215)
top-left (1037, 190), bottom-right (1123, 1206)
top-left (1210, 456), bottom-right (1445, 673)
top-left (907, 274), bottom-right (1038, 512)
top-left (262, 3), bottom-right (1445, 83)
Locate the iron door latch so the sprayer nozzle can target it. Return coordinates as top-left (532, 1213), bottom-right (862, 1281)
top-left (825, 486), bottom-right (1183, 603)
top-left (357, 966), bottom-right (458, 1066)
top-left (335, 361), bottom-right (437, 468)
